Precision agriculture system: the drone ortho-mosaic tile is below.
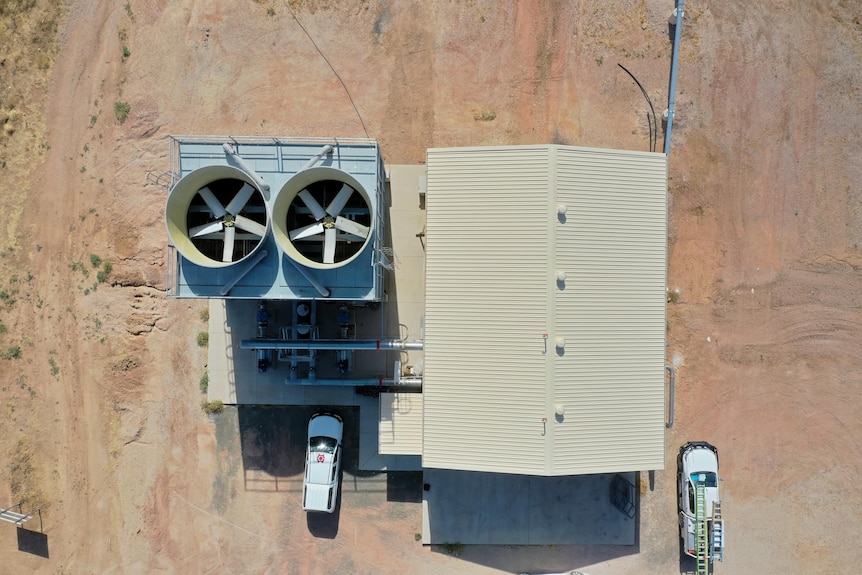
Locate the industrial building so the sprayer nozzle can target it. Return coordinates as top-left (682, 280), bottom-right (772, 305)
top-left (164, 136), bottom-right (668, 545)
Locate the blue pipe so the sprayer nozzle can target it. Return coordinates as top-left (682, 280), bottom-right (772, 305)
top-left (664, 0), bottom-right (684, 156)
top-left (240, 339), bottom-right (424, 351)
top-left (283, 377), bottom-right (422, 388)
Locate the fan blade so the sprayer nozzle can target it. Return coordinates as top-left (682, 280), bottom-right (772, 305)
top-left (325, 184), bottom-right (353, 217)
top-left (225, 183), bottom-right (256, 215)
top-left (222, 226), bottom-right (236, 262)
top-left (198, 186), bottom-right (227, 218)
top-left (189, 221), bottom-right (224, 238)
top-left (298, 189), bottom-right (327, 220)
top-left (323, 227), bottom-right (336, 264)
top-left (200, 232), bottom-right (261, 241)
top-left (289, 222), bottom-right (325, 241)
top-left (333, 216), bottom-right (370, 239)
top-left (193, 232), bottom-right (226, 240)
top-left (234, 214), bottom-right (267, 237)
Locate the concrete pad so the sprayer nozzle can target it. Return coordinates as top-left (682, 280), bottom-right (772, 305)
top-left (422, 469), bottom-right (637, 545)
top-left (206, 298), bottom-right (235, 403)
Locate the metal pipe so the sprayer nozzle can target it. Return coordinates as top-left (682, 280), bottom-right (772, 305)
top-left (282, 356), bottom-right (315, 363)
top-left (241, 339), bottom-right (424, 351)
top-left (219, 250), bottom-right (268, 296)
top-left (289, 259), bottom-right (330, 297)
top-left (223, 142), bottom-right (270, 193)
top-left (284, 376), bottom-right (422, 389)
top-left (664, 0), bottom-right (685, 156)
top-left (665, 364), bottom-right (675, 428)
top-left (302, 144), bottom-right (334, 170)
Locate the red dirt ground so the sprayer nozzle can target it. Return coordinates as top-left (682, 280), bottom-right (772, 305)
top-left (0, 1), bottom-right (860, 574)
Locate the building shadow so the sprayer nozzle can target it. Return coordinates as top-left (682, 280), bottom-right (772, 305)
top-left (237, 405), bottom-right (308, 492)
top-left (237, 405), bottom-right (366, 492)
top-left (424, 471), bottom-right (641, 573)
top-left (432, 543), bottom-right (638, 574)
top-left (16, 527), bottom-right (48, 558)
top-left (386, 471), bottom-right (423, 503)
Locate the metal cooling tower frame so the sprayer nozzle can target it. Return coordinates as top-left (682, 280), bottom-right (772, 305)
top-left (164, 136), bottom-right (389, 301)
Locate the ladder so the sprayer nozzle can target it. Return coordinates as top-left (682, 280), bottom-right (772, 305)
top-left (712, 501), bottom-right (725, 563)
top-left (146, 170), bottom-right (178, 190)
top-left (695, 483), bottom-right (708, 575)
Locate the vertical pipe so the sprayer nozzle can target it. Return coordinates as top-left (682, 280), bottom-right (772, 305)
top-left (666, 364), bottom-right (675, 428)
top-left (664, 0), bottom-right (685, 156)
top-left (310, 300), bottom-right (318, 373)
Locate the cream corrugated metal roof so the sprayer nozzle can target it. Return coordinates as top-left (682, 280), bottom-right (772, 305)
top-left (423, 145), bottom-right (667, 476)
top-left (379, 392), bottom-right (423, 455)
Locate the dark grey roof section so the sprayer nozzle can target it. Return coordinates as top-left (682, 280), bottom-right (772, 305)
top-left (421, 469), bottom-right (637, 545)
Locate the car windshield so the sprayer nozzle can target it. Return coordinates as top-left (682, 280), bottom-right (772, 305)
top-left (690, 472), bottom-right (717, 487)
top-left (310, 436), bottom-right (337, 454)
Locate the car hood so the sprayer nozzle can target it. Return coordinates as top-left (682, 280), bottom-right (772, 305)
top-left (684, 449), bottom-right (718, 474)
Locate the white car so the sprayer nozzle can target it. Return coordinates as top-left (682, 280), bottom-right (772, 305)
top-left (678, 441), bottom-right (722, 560)
top-left (302, 413), bottom-right (343, 513)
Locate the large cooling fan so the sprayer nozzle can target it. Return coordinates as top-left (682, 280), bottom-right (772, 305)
top-left (272, 167), bottom-right (374, 270)
top-left (166, 165), bottom-right (270, 268)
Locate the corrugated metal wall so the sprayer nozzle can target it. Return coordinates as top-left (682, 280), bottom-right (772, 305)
top-left (552, 146), bottom-right (667, 474)
top-left (379, 393), bottom-right (424, 455)
top-left (423, 145), bottom-right (667, 476)
top-left (423, 146), bottom-right (552, 474)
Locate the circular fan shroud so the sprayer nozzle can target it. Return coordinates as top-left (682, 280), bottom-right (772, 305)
top-left (272, 167), bottom-right (375, 270)
top-left (166, 165), bottom-right (270, 268)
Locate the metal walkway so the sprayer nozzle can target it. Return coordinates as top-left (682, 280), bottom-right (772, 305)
top-left (0, 503), bottom-right (42, 531)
